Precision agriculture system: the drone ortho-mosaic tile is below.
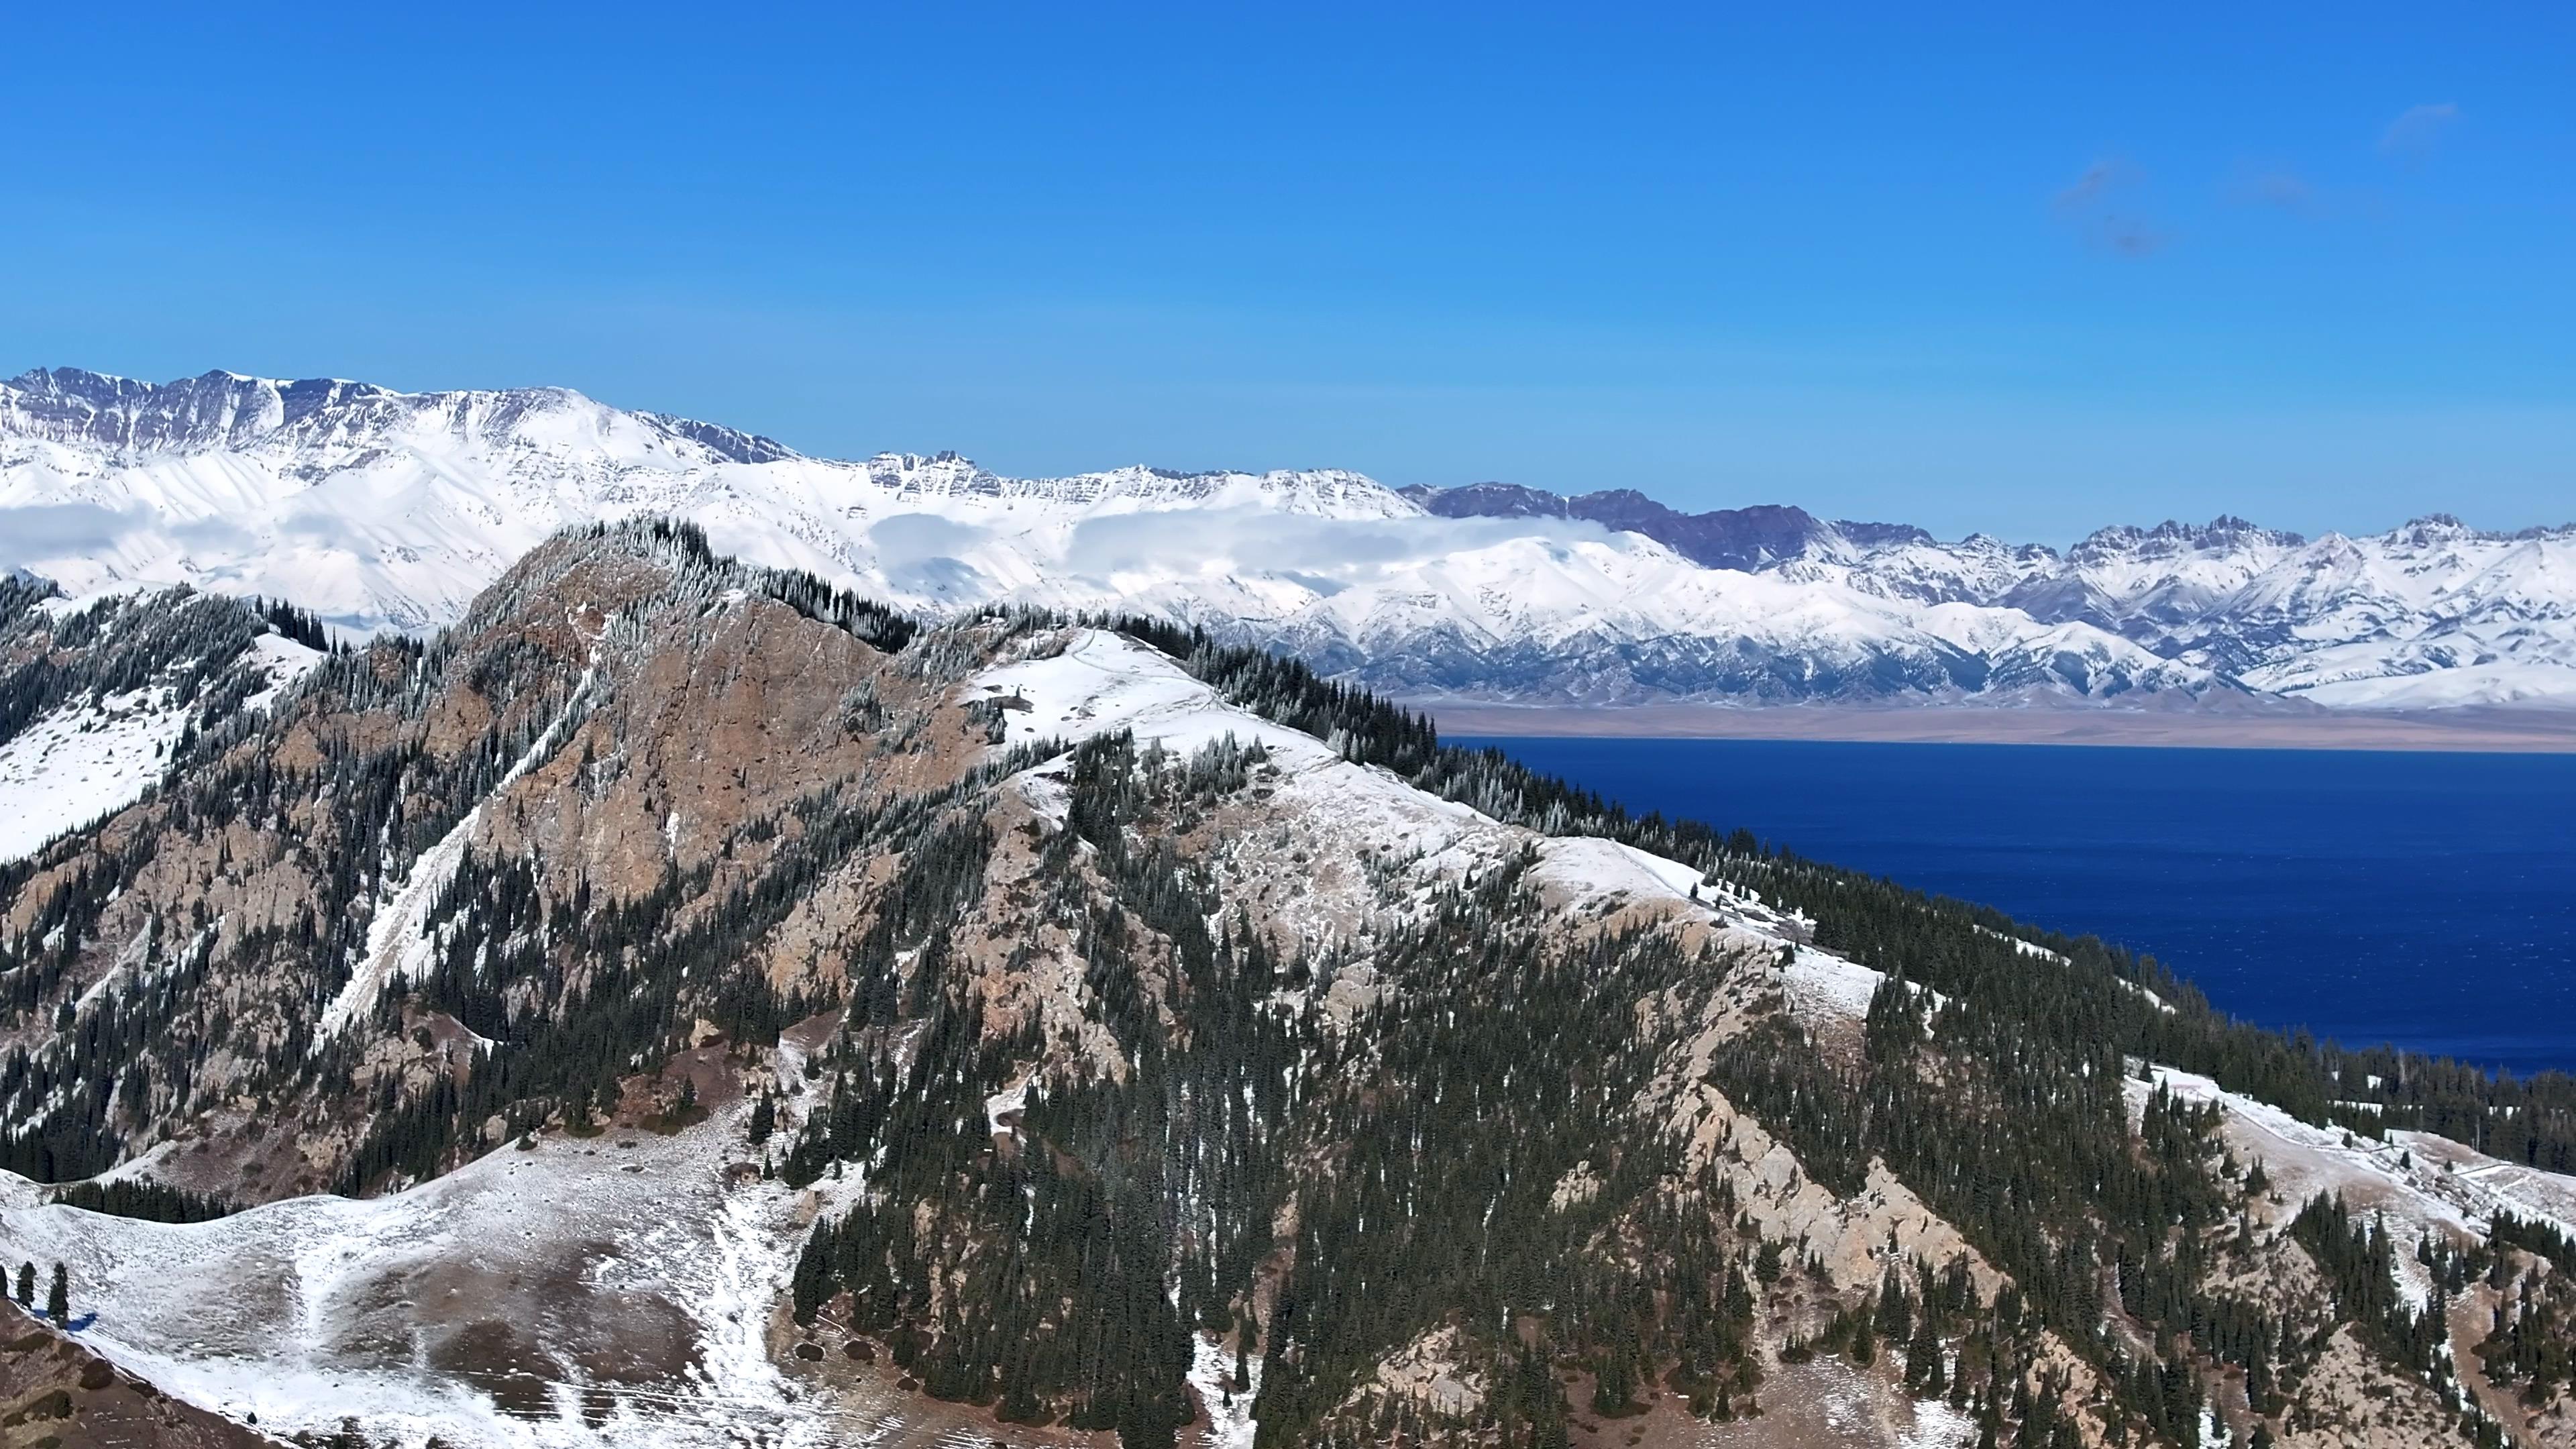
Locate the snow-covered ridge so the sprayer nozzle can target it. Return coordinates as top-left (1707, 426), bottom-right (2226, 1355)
top-left (5, 366), bottom-right (2572, 710)
top-left (975, 628), bottom-right (1802, 948)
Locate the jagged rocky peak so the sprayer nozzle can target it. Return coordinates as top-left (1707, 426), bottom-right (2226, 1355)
top-left (2070, 515), bottom-right (2308, 562)
top-left (1406, 480), bottom-right (1844, 570)
top-left (0, 366), bottom-right (635, 461)
top-left (1831, 518), bottom-right (1938, 549)
top-left (2, 367), bottom-right (374, 453)
top-left (1577, 494), bottom-right (1835, 570)
top-left (1401, 480), bottom-right (1572, 519)
top-left (2383, 512), bottom-right (2492, 548)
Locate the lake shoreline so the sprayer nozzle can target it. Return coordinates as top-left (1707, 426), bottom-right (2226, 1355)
top-left (1421, 702), bottom-right (2576, 753)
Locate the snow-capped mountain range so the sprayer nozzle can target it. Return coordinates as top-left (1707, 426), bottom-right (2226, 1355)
top-left (5, 366), bottom-right (2571, 710)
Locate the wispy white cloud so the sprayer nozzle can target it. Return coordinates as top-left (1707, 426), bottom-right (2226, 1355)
top-left (0, 503), bottom-right (141, 563)
top-left (1059, 508), bottom-right (1625, 584)
top-left (850, 504), bottom-right (1640, 606)
top-left (2379, 102), bottom-right (2460, 160)
top-left (2052, 159), bottom-right (2169, 258)
top-left (2231, 167), bottom-right (2318, 213)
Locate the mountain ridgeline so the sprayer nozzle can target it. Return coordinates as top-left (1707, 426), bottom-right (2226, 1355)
top-left (7, 366), bottom-right (2574, 712)
top-left (0, 519), bottom-right (2570, 1448)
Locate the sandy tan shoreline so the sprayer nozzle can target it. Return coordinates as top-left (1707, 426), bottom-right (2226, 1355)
top-left (1418, 701), bottom-right (2576, 753)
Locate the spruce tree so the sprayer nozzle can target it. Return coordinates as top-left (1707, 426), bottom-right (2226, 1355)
top-left (46, 1262), bottom-right (68, 1323)
top-left (11, 1260), bottom-right (28, 1307)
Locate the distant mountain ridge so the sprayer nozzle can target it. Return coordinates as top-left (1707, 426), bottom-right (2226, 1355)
top-left (4, 366), bottom-right (2573, 711)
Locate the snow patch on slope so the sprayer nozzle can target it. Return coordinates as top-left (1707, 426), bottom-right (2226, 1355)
top-left (977, 627), bottom-right (1778, 959)
top-left (0, 633), bottom-right (322, 865)
top-left (980, 629), bottom-right (1519, 941)
top-left (1189, 1333), bottom-right (1260, 1449)
top-left (1782, 946), bottom-right (1888, 1026)
top-left (0, 688), bottom-right (191, 862)
top-left (0, 1103), bottom-right (824, 1447)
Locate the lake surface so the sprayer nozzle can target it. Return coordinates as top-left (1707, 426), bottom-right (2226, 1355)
top-left (1458, 737), bottom-right (2576, 1078)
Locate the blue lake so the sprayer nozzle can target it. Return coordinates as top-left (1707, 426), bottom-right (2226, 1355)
top-left (1458, 737), bottom-right (2576, 1079)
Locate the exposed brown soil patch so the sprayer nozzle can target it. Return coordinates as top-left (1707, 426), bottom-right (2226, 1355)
top-left (0, 1300), bottom-right (266, 1449)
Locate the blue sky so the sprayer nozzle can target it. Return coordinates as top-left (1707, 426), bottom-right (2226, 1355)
top-left (3, 4), bottom-right (2568, 541)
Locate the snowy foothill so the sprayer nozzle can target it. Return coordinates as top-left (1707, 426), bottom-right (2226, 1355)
top-left (0, 1097), bottom-right (834, 1448)
top-left (978, 628), bottom-right (1521, 936)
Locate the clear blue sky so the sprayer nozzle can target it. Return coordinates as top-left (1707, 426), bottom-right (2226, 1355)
top-left (3, 4), bottom-right (2569, 541)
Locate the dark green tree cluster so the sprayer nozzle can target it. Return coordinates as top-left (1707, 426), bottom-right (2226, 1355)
top-left (2476, 1236), bottom-right (2575, 1407)
top-left (50, 1177), bottom-right (234, 1223)
top-left (1705, 967), bottom-right (2306, 1441)
top-left (2288, 1194), bottom-right (2451, 1381)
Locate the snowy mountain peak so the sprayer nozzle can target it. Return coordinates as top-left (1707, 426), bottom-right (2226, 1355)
top-left (2387, 513), bottom-right (2483, 547)
top-left (1401, 480), bottom-right (1571, 519)
top-left (0, 366), bottom-right (653, 463)
top-left (2070, 515), bottom-right (2307, 563)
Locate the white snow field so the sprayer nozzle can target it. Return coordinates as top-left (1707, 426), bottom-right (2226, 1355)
top-left (1187, 1332), bottom-right (1261, 1449)
top-left (0, 686), bottom-right (195, 863)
